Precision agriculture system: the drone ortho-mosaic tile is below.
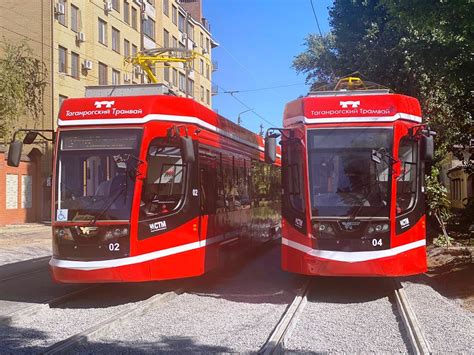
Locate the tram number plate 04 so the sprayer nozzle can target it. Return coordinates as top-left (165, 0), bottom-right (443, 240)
top-left (371, 238), bottom-right (383, 247)
top-left (108, 242), bottom-right (120, 251)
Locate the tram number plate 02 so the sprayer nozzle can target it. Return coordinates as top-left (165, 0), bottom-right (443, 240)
top-left (371, 238), bottom-right (383, 247)
top-left (108, 242), bottom-right (120, 251)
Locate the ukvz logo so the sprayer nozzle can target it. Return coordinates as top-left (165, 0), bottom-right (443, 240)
top-left (400, 218), bottom-right (410, 229)
top-left (295, 218), bottom-right (303, 229)
top-left (149, 221), bottom-right (167, 233)
top-left (339, 100), bottom-right (360, 108)
top-left (94, 100), bottom-right (115, 108)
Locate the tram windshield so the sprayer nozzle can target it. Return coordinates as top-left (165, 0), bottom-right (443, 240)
top-left (307, 128), bottom-right (393, 218)
top-left (55, 129), bottom-right (142, 222)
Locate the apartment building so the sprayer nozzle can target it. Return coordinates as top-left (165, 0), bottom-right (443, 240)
top-left (0, 0), bottom-right (217, 225)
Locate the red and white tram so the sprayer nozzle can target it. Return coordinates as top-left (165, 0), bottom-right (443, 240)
top-left (39, 87), bottom-right (280, 283)
top-left (265, 78), bottom-right (434, 276)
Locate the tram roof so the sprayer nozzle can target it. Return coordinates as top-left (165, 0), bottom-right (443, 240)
top-left (58, 94), bottom-right (265, 148)
top-left (283, 91), bottom-right (422, 126)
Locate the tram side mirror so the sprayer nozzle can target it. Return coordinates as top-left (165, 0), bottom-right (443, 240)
top-left (265, 136), bottom-right (277, 164)
top-left (7, 140), bottom-right (23, 167)
top-left (421, 135), bottom-right (434, 162)
top-left (23, 131), bottom-right (39, 144)
top-left (180, 136), bottom-right (195, 163)
top-left (371, 149), bottom-right (382, 164)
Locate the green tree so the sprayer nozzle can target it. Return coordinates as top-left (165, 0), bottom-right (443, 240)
top-left (0, 39), bottom-right (47, 142)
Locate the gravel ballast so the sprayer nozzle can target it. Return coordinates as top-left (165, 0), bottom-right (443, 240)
top-left (401, 276), bottom-right (474, 353)
top-left (286, 278), bottom-right (410, 353)
top-left (69, 245), bottom-right (307, 353)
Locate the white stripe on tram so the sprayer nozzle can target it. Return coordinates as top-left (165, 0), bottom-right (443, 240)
top-left (50, 235), bottom-right (225, 271)
top-left (283, 112), bottom-right (422, 126)
top-left (282, 238), bottom-right (426, 263)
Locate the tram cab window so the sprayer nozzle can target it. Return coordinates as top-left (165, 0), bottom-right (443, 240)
top-left (140, 142), bottom-right (187, 218)
top-left (283, 140), bottom-right (305, 212)
top-left (397, 138), bottom-right (418, 215)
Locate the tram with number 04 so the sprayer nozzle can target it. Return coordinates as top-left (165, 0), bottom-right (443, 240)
top-left (264, 77), bottom-right (435, 276)
top-left (8, 85), bottom-right (281, 283)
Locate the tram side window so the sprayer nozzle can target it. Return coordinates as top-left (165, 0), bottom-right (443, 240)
top-left (140, 142), bottom-right (187, 218)
top-left (397, 138), bottom-right (418, 215)
top-left (216, 153), bottom-right (225, 210)
top-left (283, 141), bottom-right (305, 212)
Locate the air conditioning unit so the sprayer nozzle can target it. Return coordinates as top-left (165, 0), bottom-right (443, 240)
top-left (141, 11), bottom-right (149, 21)
top-left (104, 0), bottom-right (113, 13)
top-left (181, 33), bottom-right (187, 42)
top-left (124, 73), bottom-right (131, 82)
top-left (55, 2), bottom-right (65, 15)
top-left (83, 60), bottom-right (93, 70)
top-left (76, 32), bottom-right (86, 42)
top-left (202, 48), bottom-right (208, 55)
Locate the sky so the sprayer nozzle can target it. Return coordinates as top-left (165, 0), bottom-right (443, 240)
top-left (202, 0), bottom-right (333, 134)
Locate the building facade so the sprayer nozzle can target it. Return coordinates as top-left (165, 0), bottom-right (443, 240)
top-left (0, 0), bottom-right (216, 226)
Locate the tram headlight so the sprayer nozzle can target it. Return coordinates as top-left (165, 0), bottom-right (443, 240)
top-left (381, 223), bottom-right (389, 231)
top-left (313, 223), bottom-right (334, 235)
top-left (54, 227), bottom-right (73, 241)
top-left (367, 226), bottom-right (375, 234)
top-left (105, 226), bottom-right (129, 240)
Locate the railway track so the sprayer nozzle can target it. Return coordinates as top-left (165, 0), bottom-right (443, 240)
top-left (0, 256), bottom-right (51, 283)
top-left (42, 287), bottom-right (184, 354)
top-left (260, 278), bottom-right (431, 355)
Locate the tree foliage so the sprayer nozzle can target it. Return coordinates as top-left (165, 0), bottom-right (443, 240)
top-left (293, 0), bottom-right (473, 156)
top-left (0, 39), bottom-right (47, 142)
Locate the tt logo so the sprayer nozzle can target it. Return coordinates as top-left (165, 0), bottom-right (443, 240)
top-left (79, 227), bottom-right (97, 235)
top-left (94, 100), bottom-right (115, 108)
top-left (341, 221), bottom-right (360, 230)
top-left (339, 100), bottom-right (360, 108)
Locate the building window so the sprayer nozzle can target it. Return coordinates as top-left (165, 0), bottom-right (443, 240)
top-left (199, 59), bottom-right (204, 74)
top-left (71, 52), bottom-right (80, 79)
top-left (164, 67), bottom-right (170, 82)
top-left (206, 38), bottom-right (210, 53)
top-left (143, 18), bottom-right (155, 40)
top-left (178, 13), bottom-right (185, 32)
top-left (112, 69), bottom-right (120, 85)
top-left (58, 46), bottom-right (67, 73)
top-left (163, 29), bottom-right (169, 48)
top-left (187, 79), bottom-right (194, 97)
top-left (206, 89), bottom-right (210, 105)
top-left (178, 72), bottom-right (185, 92)
top-left (172, 68), bottom-right (177, 87)
top-left (57, 0), bottom-right (67, 26)
top-left (112, 27), bottom-right (120, 53)
top-left (200, 85), bottom-right (204, 102)
top-left (187, 22), bottom-right (194, 42)
top-left (200, 32), bottom-right (204, 48)
top-left (70, 4), bottom-right (79, 32)
top-left (132, 44), bottom-right (138, 56)
top-left (124, 39), bottom-right (130, 57)
top-left (124, 1), bottom-right (130, 24)
top-left (98, 18), bottom-right (107, 45)
top-left (172, 5), bottom-right (177, 25)
top-left (99, 62), bottom-right (108, 85)
top-left (131, 7), bottom-right (138, 30)
top-left (206, 63), bottom-right (210, 79)
top-left (112, 0), bottom-right (120, 11)
top-left (163, 0), bottom-right (169, 16)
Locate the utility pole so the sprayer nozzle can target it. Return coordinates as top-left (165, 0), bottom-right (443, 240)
top-left (184, 13), bottom-right (191, 98)
top-left (237, 108), bottom-right (253, 126)
top-left (259, 123), bottom-right (264, 136)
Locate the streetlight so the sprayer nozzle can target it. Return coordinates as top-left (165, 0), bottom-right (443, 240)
top-left (237, 108), bottom-right (253, 126)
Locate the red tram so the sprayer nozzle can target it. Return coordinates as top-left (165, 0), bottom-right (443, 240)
top-left (265, 78), bottom-right (434, 276)
top-left (38, 87), bottom-right (280, 283)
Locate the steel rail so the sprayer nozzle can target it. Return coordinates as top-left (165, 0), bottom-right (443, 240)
top-left (392, 279), bottom-right (431, 355)
top-left (42, 287), bottom-right (184, 354)
top-left (259, 279), bottom-right (311, 355)
top-left (1, 285), bottom-right (100, 325)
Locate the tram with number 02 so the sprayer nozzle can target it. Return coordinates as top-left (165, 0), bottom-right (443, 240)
top-left (265, 77), bottom-right (435, 276)
top-left (8, 85), bottom-right (281, 283)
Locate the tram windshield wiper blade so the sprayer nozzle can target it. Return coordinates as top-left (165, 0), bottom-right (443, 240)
top-left (88, 184), bottom-right (127, 225)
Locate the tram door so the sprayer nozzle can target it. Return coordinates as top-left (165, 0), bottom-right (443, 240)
top-left (199, 153), bottom-right (219, 269)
